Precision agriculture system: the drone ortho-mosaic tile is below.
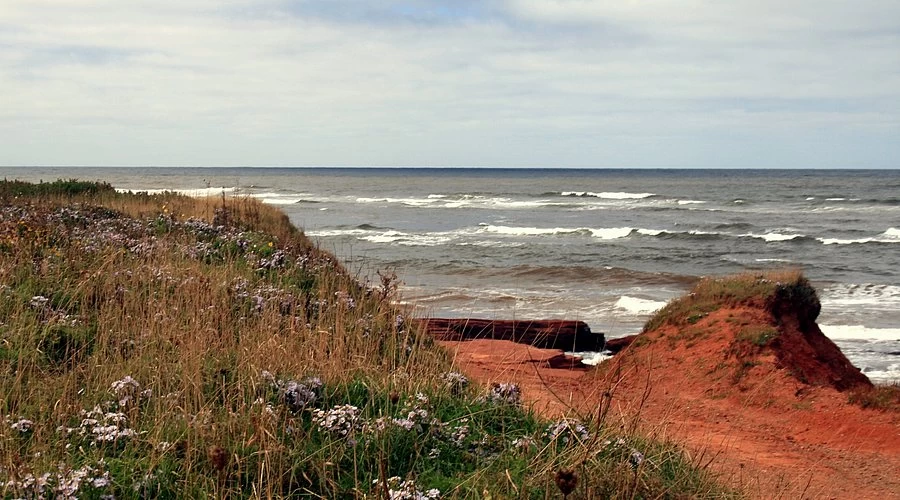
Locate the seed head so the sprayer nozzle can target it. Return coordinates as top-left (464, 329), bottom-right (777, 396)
top-left (554, 468), bottom-right (578, 497)
top-left (208, 445), bottom-right (228, 471)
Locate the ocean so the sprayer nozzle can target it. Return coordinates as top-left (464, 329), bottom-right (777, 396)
top-left (3, 167), bottom-right (899, 382)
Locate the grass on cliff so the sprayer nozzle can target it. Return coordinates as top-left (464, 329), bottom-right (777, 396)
top-left (643, 270), bottom-right (815, 333)
top-left (0, 180), bottom-right (735, 498)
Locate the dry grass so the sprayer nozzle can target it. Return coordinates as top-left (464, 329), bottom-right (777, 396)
top-left (0, 181), bottom-right (736, 498)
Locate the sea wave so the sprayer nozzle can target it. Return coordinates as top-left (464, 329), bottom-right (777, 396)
top-left (821, 283), bottom-right (900, 308)
top-left (560, 191), bottom-right (655, 199)
top-left (740, 232), bottom-right (807, 242)
top-left (818, 228), bottom-right (900, 245)
top-left (477, 224), bottom-right (635, 240)
top-left (615, 296), bottom-right (667, 315)
top-left (498, 265), bottom-right (696, 286)
top-left (820, 325), bottom-right (900, 341)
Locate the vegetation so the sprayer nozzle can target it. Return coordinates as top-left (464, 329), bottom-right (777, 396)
top-left (848, 383), bottom-right (900, 411)
top-left (643, 270), bottom-right (813, 333)
top-left (0, 181), bottom-right (733, 498)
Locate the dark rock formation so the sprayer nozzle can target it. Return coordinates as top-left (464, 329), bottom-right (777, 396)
top-left (603, 335), bottom-right (639, 354)
top-left (766, 282), bottom-right (872, 391)
top-left (420, 318), bottom-right (603, 351)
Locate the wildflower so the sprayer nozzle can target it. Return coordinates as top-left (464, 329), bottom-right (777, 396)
top-left (544, 418), bottom-right (591, 444)
top-left (478, 382), bottom-right (521, 406)
top-left (269, 375), bottom-right (323, 412)
top-left (441, 371), bottom-right (469, 395)
top-left (373, 477), bottom-right (441, 499)
top-left (449, 421), bottom-right (470, 447)
top-left (29, 295), bottom-right (49, 308)
top-left (511, 436), bottom-right (536, 450)
top-left (630, 450), bottom-right (645, 469)
top-left (110, 375), bottom-right (145, 407)
top-left (312, 404), bottom-right (361, 438)
top-left (10, 418), bottom-right (33, 433)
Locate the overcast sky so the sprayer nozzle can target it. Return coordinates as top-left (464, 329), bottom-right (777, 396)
top-left (1, 1), bottom-right (898, 168)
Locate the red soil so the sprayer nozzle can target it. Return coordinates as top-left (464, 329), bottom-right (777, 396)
top-left (440, 305), bottom-right (900, 499)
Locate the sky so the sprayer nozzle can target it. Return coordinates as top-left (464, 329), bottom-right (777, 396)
top-left (1, 0), bottom-right (898, 168)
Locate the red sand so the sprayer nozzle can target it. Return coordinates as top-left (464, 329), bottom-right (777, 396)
top-left (440, 307), bottom-right (900, 499)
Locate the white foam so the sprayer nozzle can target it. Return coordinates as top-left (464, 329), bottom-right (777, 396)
top-left (861, 366), bottom-right (900, 382)
top-left (478, 225), bottom-right (577, 236)
top-left (821, 283), bottom-right (900, 308)
top-left (260, 197), bottom-right (306, 205)
top-left (567, 351), bottom-right (613, 366)
top-left (741, 232), bottom-right (805, 242)
top-left (588, 227), bottom-right (635, 240)
top-left (636, 228), bottom-right (665, 236)
top-left (478, 225), bottom-right (635, 240)
top-left (307, 228), bottom-right (372, 237)
top-left (355, 196), bottom-right (440, 207)
top-left (116, 187), bottom-right (238, 197)
top-left (820, 325), bottom-right (900, 341)
top-left (818, 229), bottom-right (900, 245)
top-left (359, 231), bottom-right (455, 247)
top-left (615, 296), bottom-right (667, 315)
top-left (457, 240), bottom-right (526, 248)
top-left (561, 191), bottom-right (654, 199)
top-left (677, 200), bottom-right (706, 205)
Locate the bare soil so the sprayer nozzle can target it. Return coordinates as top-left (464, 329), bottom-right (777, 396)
top-left (440, 308), bottom-right (900, 499)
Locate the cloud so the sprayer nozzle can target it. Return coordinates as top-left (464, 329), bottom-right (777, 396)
top-left (0, 0), bottom-right (897, 167)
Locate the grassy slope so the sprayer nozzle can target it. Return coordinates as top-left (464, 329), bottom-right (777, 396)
top-left (0, 180), bottom-right (733, 498)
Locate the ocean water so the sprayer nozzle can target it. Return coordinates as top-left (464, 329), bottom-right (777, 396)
top-left (4, 167), bottom-right (899, 382)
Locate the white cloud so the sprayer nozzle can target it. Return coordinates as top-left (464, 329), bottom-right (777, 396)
top-left (0, 0), bottom-right (897, 167)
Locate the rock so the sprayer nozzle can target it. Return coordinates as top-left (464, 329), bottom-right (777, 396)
top-left (420, 318), bottom-right (603, 351)
top-left (603, 334), bottom-right (639, 354)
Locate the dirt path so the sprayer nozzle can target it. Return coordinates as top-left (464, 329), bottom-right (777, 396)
top-left (440, 338), bottom-right (900, 499)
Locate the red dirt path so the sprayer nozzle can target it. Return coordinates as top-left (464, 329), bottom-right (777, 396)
top-left (439, 308), bottom-right (900, 499)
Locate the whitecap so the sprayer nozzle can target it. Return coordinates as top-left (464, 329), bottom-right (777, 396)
top-left (561, 191), bottom-right (654, 199)
top-left (614, 296), bottom-right (667, 315)
top-left (818, 229), bottom-right (900, 245)
top-left (677, 200), bottom-right (706, 205)
top-left (260, 197), bottom-right (307, 205)
top-left (820, 325), bottom-right (900, 341)
top-left (741, 232), bottom-right (805, 242)
top-left (478, 225), bottom-right (586, 237)
top-left (588, 227), bottom-right (635, 240)
top-left (567, 351), bottom-right (613, 366)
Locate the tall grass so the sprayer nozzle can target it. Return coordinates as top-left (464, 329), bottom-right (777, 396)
top-left (0, 181), bottom-right (734, 498)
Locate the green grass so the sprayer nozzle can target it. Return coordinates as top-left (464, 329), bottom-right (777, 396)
top-left (0, 180), bottom-right (736, 499)
top-left (643, 270), bottom-right (814, 333)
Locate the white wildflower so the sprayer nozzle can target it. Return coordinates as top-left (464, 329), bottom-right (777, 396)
top-left (478, 382), bottom-right (521, 406)
top-left (544, 418), bottom-right (591, 444)
top-left (10, 418), bottom-right (33, 433)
